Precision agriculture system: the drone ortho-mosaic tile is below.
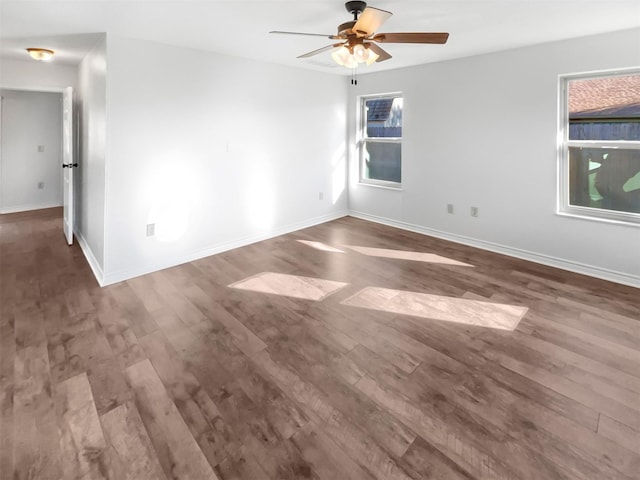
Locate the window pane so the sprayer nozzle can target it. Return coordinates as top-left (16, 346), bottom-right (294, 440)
top-left (366, 97), bottom-right (403, 138)
top-left (569, 146), bottom-right (640, 213)
top-left (568, 75), bottom-right (640, 141)
top-left (363, 141), bottom-right (401, 183)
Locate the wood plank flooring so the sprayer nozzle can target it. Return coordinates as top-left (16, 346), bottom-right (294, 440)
top-left (1, 207), bottom-right (639, 479)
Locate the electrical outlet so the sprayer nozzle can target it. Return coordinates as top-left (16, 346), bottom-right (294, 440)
top-left (38, 182), bottom-right (44, 189)
top-left (37, 145), bottom-right (45, 153)
top-left (146, 223), bottom-right (155, 237)
top-left (471, 206), bottom-right (479, 217)
top-left (446, 203), bottom-right (454, 214)
top-left (319, 192), bottom-right (324, 200)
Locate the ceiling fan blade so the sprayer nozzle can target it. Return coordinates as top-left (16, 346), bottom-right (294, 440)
top-left (270, 30), bottom-right (334, 38)
top-left (353, 6), bottom-right (392, 37)
top-left (297, 44), bottom-right (341, 59)
top-left (372, 32), bottom-right (450, 44)
top-left (367, 43), bottom-right (392, 62)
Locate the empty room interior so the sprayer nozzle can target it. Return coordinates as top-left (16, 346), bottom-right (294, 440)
top-left (1, 1), bottom-right (640, 479)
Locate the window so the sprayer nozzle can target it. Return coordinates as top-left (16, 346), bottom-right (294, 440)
top-left (559, 70), bottom-right (640, 224)
top-left (359, 93), bottom-right (403, 187)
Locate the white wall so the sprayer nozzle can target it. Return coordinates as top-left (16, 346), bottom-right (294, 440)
top-left (348, 28), bottom-right (640, 287)
top-left (0, 58), bottom-right (77, 91)
top-left (76, 36), bottom-right (107, 279)
top-left (103, 35), bottom-right (348, 284)
top-left (0, 89), bottom-right (63, 213)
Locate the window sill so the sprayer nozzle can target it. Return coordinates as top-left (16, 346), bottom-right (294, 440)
top-left (556, 210), bottom-right (640, 227)
top-left (357, 181), bottom-right (403, 191)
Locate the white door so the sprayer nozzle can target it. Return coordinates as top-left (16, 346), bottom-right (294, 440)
top-left (62, 86), bottom-right (75, 245)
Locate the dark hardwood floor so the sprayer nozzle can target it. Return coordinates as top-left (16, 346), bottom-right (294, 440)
top-left (1, 207), bottom-right (639, 480)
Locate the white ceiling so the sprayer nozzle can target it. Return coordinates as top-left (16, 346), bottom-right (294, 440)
top-left (1, 1), bottom-right (639, 75)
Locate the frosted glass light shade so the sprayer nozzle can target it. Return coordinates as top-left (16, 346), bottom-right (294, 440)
top-left (27, 48), bottom-right (55, 61)
top-left (331, 46), bottom-right (351, 66)
top-left (365, 47), bottom-right (379, 65)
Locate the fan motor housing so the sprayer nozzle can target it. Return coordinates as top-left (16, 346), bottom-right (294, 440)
top-left (337, 21), bottom-right (356, 36)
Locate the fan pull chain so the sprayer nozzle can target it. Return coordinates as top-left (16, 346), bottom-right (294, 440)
top-left (351, 68), bottom-right (358, 86)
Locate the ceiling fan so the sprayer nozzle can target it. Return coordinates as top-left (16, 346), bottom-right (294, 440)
top-left (270, 1), bottom-right (449, 68)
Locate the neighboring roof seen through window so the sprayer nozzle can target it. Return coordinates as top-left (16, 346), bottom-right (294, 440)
top-left (366, 98), bottom-right (394, 122)
top-left (568, 73), bottom-right (640, 141)
top-left (569, 75), bottom-right (640, 120)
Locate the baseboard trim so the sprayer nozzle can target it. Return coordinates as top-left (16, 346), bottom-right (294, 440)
top-left (101, 210), bottom-right (349, 286)
top-left (75, 229), bottom-right (105, 287)
top-left (349, 210), bottom-right (640, 289)
top-left (0, 202), bottom-right (63, 214)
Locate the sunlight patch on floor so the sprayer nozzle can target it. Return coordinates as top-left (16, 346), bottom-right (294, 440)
top-left (297, 240), bottom-right (345, 253)
top-left (345, 245), bottom-right (473, 267)
top-left (342, 287), bottom-right (527, 330)
top-left (229, 272), bottom-right (348, 301)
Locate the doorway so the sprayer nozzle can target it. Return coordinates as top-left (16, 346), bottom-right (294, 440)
top-left (0, 89), bottom-right (63, 214)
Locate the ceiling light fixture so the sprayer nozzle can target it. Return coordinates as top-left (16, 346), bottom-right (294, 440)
top-left (332, 43), bottom-right (378, 68)
top-left (26, 48), bottom-right (55, 61)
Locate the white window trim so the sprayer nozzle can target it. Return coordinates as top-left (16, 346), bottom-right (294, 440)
top-left (557, 67), bottom-right (640, 226)
top-left (358, 92), bottom-right (403, 189)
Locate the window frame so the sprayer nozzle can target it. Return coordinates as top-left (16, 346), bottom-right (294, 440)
top-left (557, 68), bottom-right (640, 226)
top-left (358, 92), bottom-right (403, 189)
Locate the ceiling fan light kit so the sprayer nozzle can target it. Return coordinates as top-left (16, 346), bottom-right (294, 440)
top-left (332, 43), bottom-right (379, 67)
top-left (26, 47), bottom-right (55, 61)
top-left (354, 43), bottom-right (379, 64)
top-left (270, 1), bottom-right (449, 69)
